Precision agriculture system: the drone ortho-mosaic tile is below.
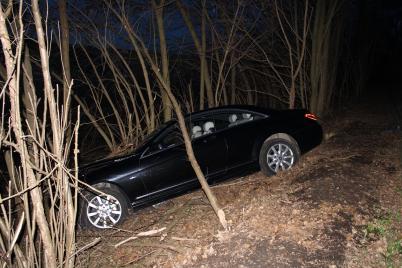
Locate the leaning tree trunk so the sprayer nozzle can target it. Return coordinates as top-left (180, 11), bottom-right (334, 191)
top-left (131, 24), bottom-right (228, 231)
top-left (152, 64), bottom-right (228, 230)
top-left (105, 2), bottom-right (227, 229)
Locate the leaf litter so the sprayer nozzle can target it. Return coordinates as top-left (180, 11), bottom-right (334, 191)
top-left (76, 101), bottom-right (402, 267)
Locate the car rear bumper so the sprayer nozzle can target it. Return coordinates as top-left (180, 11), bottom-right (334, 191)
top-left (295, 121), bottom-right (323, 154)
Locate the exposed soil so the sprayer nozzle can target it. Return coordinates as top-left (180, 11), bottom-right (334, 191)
top-left (76, 95), bottom-right (402, 267)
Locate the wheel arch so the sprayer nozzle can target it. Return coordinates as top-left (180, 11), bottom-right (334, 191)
top-left (89, 181), bottom-right (131, 205)
top-left (78, 181), bottom-right (131, 229)
top-left (264, 133), bottom-right (300, 152)
top-left (252, 132), bottom-right (301, 160)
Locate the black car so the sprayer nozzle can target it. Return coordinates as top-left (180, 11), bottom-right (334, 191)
top-left (79, 105), bottom-right (322, 229)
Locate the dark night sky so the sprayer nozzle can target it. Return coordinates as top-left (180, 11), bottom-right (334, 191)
top-left (353, 0), bottom-right (402, 85)
top-left (45, 0), bottom-right (402, 91)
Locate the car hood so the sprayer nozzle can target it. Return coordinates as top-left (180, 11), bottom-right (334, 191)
top-left (79, 153), bottom-right (140, 182)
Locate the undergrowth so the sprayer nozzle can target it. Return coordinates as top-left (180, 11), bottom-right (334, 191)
top-left (364, 211), bottom-right (402, 267)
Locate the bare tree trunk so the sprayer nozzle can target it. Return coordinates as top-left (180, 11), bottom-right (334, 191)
top-left (72, 93), bottom-right (115, 149)
top-left (122, 17), bottom-right (156, 132)
top-left (152, 65), bottom-right (228, 229)
top-left (31, 0), bottom-right (75, 266)
top-left (79, 43), bottom-right (128, 140)
top-left (289, 83), bottom-right (296, 109)
top-left (58, 0), bottom-right (71, 123)
top-left (31, 0), bottom-right (61, 154)
top-left (310, 0), bottom-right (343, 116)
top-left (22, 45), bottom-right (40, 164)
top-left (3, 150), bottom-right (16, 189)
top-left (230, 64), bottom-right (236, 104)
top-left (0, 2), bottom-right (81, 267)
top-left (176, 0), bottom-right (214, 108)
top-left (0, 4), bottom-right (57, 267)
top-left (274, 0), bottom-right (309, 109)
top-left (199, 1), bottom-right (206, 110)
top-left (153, 0), bottom-right (172, 121)
top-left (241, 69), bottom-right (254, 105)
top-left (124, 21), bottom-right (228, 229)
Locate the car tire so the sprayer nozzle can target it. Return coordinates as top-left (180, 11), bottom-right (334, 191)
top-left (79, 185), bottom-right (128, 229)
top-left (259, 138), bottom-right (300, 176)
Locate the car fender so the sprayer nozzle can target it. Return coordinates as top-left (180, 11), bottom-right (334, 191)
top-left (85, 181), bottom-right (131, 205)
top-left (251, 126), bottom-right (301, 161)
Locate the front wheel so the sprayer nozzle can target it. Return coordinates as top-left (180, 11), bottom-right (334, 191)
top-left (259, 138), bottom-right (300, 176)
top-left (80, 186), bottom-right (128, 229)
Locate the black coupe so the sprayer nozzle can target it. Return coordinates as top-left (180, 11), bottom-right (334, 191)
top-left (79, 105), bottom-right (323, 229)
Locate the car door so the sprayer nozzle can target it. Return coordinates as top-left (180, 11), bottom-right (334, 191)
top-left (222, 111), bottom-right (264, 169)
top-left (188, 117), bottom-right (228, 181)
top-left (138, 124), bottom-right (194, 199)
top-left (138, 120), bottom-right (227, 199)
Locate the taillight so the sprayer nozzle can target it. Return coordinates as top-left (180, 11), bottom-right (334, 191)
top-left (304, 113), bottom-right (318, 121)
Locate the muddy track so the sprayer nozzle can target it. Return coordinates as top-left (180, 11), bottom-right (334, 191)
top-left (77, 99), bottom-right (402, 267)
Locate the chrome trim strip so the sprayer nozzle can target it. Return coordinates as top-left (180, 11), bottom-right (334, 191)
top-left (135, 179), bottom-right (197, 200)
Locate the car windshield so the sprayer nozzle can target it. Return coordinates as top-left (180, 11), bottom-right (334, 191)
top-left (136, 121), bottom-right (173, 149)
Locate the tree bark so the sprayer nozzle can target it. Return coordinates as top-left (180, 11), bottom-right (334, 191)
top-left (22, 45), bottom-right (40, 163)
top-left (135, 34), bottom-right (228, 230)
top-left (310, 1), bottom-right (343, 116)
top-left (153, 0), bottom-right (172, 122)
top-left (58, 0), bottom-right (71, 119)
top-left (0, 4), bottom-right (57, 266)
top-left (176, 0), bottom-right (214, 108)
top-left (199, 1), bottom-right (206, 110)
top-left (31, 1), bottom-right (75, 266)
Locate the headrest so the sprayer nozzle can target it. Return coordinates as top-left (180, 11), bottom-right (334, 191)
top-left (228, 114), bottom-right (237, 123)
top-left (203, 121), bottom-right (215, 132)
top-left (192, 125), bottom-right (202, 134)
top-left (242, 113), bottom-right (251, 119)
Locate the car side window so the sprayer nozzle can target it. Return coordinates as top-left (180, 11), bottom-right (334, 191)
top-left (186, 111), bottom-right (263, 140)
top-left (148, 124), bottom-right (182, 153)
top-left (189, 119), bottom-right (216, 139)
top-left (227, 112), bottom-right (261, 127)
top-left (211, 111), bottom-right (262, 130)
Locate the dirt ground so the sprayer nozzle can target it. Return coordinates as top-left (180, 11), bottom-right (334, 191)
top-left (76, 95), bottom-right (402, 267)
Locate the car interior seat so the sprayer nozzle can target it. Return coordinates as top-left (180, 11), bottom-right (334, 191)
top-left (192, 125), bottom-right (203, 138)
top-left (242, 113), bottom-right (253, 121)
top-left (228, 114), bottom-right (238, 126)
top-left (203, 121), bottom-right (215, 134)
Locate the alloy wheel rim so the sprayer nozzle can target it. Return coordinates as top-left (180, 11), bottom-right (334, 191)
top-left (87, 194), bottom-right (122, 229)
top-left (266, 143), bottom-right (294, 173)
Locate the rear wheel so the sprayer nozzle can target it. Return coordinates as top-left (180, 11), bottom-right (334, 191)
top-left (259, 138), bottom-right (300, 176)
top-left (80, 185), bottom-right (128, 229)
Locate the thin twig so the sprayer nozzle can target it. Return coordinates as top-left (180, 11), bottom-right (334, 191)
top-left (171, 236), bottom-right (198, 242)
top-left (114, 227), bottom-right (166, 248)
top-left (70, 237), bottom-right (101, 258)
top-left (125, 242), bottom-right (185, 254)
top-left (122, 250), bottom-right (157, 267)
